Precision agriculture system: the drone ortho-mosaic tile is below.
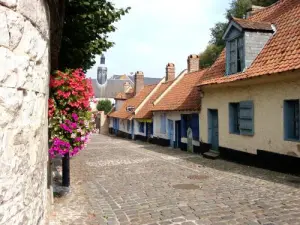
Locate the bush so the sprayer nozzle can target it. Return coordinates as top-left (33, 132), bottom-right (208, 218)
top-left (96, 100), bottom-right (112, 114)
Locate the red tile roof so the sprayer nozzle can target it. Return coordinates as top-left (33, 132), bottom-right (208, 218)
top-left (199, 0), bottom-right (300, 86)
top-left (232, 17), bottom-right (273, 31)
top-left (108, 84), bottom-right (156, 119)
top-left (134, 81), bottom-right (174, 119)
top-left (153, 70), bottom-right (207, 112)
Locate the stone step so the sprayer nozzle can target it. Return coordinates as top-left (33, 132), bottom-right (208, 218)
top-left (203, 150), bottom-right (220, 159)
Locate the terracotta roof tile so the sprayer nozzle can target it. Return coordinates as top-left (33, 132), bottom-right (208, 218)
top-left (232, 17), bottom-right (273, 31)
top-left (109, 84), bottom-right (156, 119)
top-left (199, 0), bottom-right (300, 86)
top-left (153, 70), bottom-right (207, 112)
top-left (134, 81), bottom-right (174, 119)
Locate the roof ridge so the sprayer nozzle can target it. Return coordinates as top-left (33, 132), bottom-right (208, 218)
top-left (248, 0), bottom-right (285, 20)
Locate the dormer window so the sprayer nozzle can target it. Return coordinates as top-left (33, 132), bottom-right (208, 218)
top-left (229, 36), bottom-right (244, 74)
top-left (223, 17), bottom-right (275, 76)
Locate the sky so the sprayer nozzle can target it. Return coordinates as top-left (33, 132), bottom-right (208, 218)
top-left (86, 0), bottom-right (232, 79)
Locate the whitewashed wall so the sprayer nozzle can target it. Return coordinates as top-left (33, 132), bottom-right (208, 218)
top-left (115, 99), bottom-right (125, 111)
top-left (0, 0), bottom-right (50, 224)
top-left (134, 120), bottom-right (146, 137)
top-left (153, 112), bottom-right (181, 141)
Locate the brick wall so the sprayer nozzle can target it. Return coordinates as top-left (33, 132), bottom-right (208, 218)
top-left (166, 63), bottom-right (175, 81)
top-left (187, 54), bottom-right (200, 73)
top-left (134, 71), bottom-right (144, 95)
top-left (244, 31), bottom-right (273, 68)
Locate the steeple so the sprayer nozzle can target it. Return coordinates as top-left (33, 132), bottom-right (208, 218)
top-left (97, 54), bottom-right (107, 84)
top-left (100, 54), bottom-right (105, 65)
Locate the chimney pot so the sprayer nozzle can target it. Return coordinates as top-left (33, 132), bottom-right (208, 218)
top-left (187, 54), bottom-right (200, 73)
top-left (165, 63), bottom-right (175, 81)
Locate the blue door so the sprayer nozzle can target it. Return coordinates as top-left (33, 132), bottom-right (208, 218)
top-left (208, 109), bottom-right (219, 151)
top-left (168, 119), bottom-right (174, 148)
top-left (175, 120), bottom-right (181, 148)
top-left (131, 120), bottom-right (134, 139)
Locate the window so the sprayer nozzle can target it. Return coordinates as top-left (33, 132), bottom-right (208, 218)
top-left (139, 122), bottom-right (144, 133)
top-left (127, 120), bottom-right (130, 132)
top-left (229, 101), bottom-right (254, 136)
top-left (160, 113), bottom-right (166, 134)
top-left (227, 36), bottom-right (244, 75)
top-left (284, 100), bottom-right (300, 141)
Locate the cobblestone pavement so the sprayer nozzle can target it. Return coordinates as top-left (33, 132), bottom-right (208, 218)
top-left (49, 134), bottom-right (300, 225)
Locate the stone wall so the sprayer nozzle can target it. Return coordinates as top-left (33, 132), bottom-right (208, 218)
top-left (244, 31), bottom-right (273, 68)
top-left (0, 0), bottom-right (50, 224)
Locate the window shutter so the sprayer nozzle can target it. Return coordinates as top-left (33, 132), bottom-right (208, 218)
top-left (229, 104), bottom-right (234, 133)
top-left (160, 114), bottom-right (163, 133)
top-left (239, 101), bottom-right (254, 136)
top-left (192, 114), bottom-right (199, 140)
top-left (181, 115), bottom-right (187, 138)
top-left (226, 42), bottom-right (231, 75)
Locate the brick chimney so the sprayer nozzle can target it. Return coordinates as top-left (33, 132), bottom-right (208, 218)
top-left (187, 54), bottom-right (200, 73)
top-left (166, 63), bottom-right (175, 81)
top-left (134, 71), bottom-right (144, 95)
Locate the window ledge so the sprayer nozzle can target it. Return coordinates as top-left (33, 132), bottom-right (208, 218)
top-left (284, 138), bottom-right (300, 142)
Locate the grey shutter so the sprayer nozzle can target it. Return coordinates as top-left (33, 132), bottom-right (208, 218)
top-left (226, 41), bottom-right (231, 75)
top-left (239, 101), bottom-right (254, 136)
top-left (229, 103), bottom-right (239, 134)
top-left (230, 39), bottom-right (237, 74)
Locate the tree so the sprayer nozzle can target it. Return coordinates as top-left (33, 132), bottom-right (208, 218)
top-left (97, 100), bottom-right (112, 114)
top-left (58, 0), bottom-right (130, 71)
top-left (199, 44), bottom-right (223, 69)
top-left (199, 0), bottom-right (279, 68)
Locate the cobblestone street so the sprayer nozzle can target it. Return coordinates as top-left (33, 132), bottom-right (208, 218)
top-left (49, 134), bottom-right (300, 225)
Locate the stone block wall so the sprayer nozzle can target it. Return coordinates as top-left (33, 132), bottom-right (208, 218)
top-left (0, 0), bottom-right (50, 224)
top-left (244, 31), bottom-right (273, 68)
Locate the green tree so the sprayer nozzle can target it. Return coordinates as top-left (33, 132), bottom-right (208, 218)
top-left (199, 44), bottom-right (223, 69)
top-left (96, 100), bottom-right (112, 114)
top-left (58, 0), bottom-right (130, 71)
top-left (199, 0), bottom-right (279, 68)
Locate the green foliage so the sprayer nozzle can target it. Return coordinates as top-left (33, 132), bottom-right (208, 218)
top-left (199, 0), bottom-right (279, 68)
top-left (199, 44), bottom-right (223, 69)
top-left (96, 100), bottom-right (112, 114)
top-left (226, 0), bottom-right (252, 19)
top-left (59, 0), bottom-right (130, 71)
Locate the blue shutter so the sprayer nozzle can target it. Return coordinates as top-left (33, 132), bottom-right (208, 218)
top-left (181, 115), bottom-right (187, 137)
top-left (161, 114), bottom-right (166, 134)
top-left (181, 115), bottom-right (186, 138)
top-left (127, 120), bottom-right (130, 131)
top-left (229, 103), bottom-right (239, 134)
top-left (191, 114), bottom-right (199, 140)
top-left (284, 100), bottom-right (300, 140)
top-left (239, 101), bottom-right (254, 136)
top-left (226, 41), bottom-right (230, 75)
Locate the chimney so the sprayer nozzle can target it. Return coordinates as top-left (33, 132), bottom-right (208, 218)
top-left (124, 81), bottom-right (131, 93)
top-left (134, 71), bottom-right (144, 95)
top-left (166, 63), bottom-right (175, 81)
top-left (246, 5), bottom-right (265, 18)
top-left (187, 54), bottom-right (200, 73)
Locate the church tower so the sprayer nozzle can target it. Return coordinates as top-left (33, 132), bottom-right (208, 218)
top-left (97, 54), bottom-right (107, 84)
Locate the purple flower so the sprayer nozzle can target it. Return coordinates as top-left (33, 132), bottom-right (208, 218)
top-left (72, 113), bottom-right (79, 122)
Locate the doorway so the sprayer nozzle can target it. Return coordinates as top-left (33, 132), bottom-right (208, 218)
top-left (168, 119), bottom-right (174, 148)
top-left (175, 120), bottom-right (181, 148)
top-left (208, 109), bottom-right (219, 151)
